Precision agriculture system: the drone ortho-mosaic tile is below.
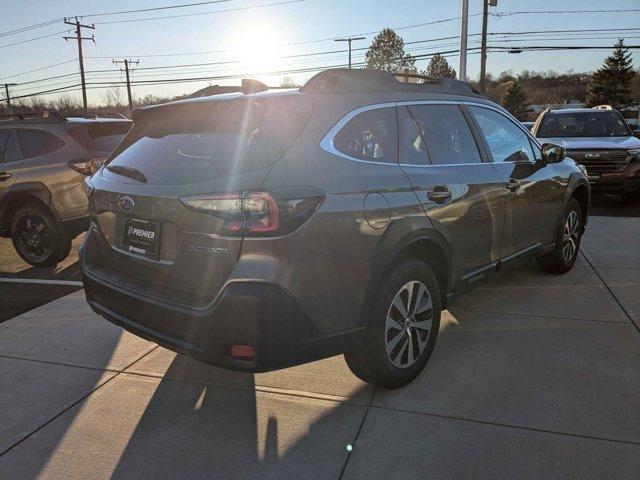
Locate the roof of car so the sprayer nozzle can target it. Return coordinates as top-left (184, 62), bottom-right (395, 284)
top-left (133, 68), bottom-right (485, 121)
top-left (547, 108), bottom-right (619, 115)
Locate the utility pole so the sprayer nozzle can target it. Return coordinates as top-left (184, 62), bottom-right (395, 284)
top-left (334, 36), bottom-right (365, 69)
top-left (64, 17), bottom-right (95, 114)
top-left (458, 0), bottom-right (469, 81)
top-left (3, 83), bottom-right (17, 112)
top-left (480, 0), bottom-right (497, 93)
top-left (113, 59), bottom-right (139, 111)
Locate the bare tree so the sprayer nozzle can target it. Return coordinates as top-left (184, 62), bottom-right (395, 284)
top-left (101, 86), bottom-right (123, 108)
top-left (280, 76), bottom-right (298, 88)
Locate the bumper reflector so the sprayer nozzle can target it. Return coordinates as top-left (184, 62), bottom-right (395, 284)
top-left (230, 344), bottom-right (255, 359)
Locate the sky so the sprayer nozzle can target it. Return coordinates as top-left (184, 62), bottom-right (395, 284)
top-left (1, 0), bottom-right (639, 106)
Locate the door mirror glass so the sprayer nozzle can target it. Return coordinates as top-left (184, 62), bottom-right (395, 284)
top-left (541, 143), bottom-right (565, 163)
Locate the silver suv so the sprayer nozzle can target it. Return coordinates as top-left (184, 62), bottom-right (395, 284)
top-left (0, 112), bottom-right (131, 266)
top-left (81, 69), bottom-right (590, 388)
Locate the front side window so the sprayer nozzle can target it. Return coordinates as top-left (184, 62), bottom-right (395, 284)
top-left (408, 104), bottom-right (482, 165)
top-left (18, 130), bottom-right (63, 158)
top-left (469, 106), bottom-right (534, 163)
top-left (333, 107), bottom-right (397, 163)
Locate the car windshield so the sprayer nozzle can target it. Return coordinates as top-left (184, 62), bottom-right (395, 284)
top-left (537, 111), bottom-right (631, 138)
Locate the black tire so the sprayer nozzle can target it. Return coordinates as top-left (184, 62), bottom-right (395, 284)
top-left (344, 258), bottom-right (441, 389)
top-left (10, 203), bottom-right (71, 267)
top-left (536, 197), bottom-right (582, 274)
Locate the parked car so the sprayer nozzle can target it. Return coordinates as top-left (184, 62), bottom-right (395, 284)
top-left (521, 121), bottom-right (534, 131)
top-left (0, 112), bottom-right (131, 266)
top-left (81, 69), bottom-right (590, 388)
top-left (532, 107), bottom-right (640, 202)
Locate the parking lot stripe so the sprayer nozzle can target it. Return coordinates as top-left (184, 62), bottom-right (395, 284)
top-left (0, 277), bottom-right (83, 287)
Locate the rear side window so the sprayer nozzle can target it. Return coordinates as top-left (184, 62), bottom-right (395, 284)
top-left (408, 104), bottom-right (482, 165)
top-left (333, 107), bottom-right (398, 163)
top-left (18, 130), bottom-right (63, 158)
top-left (469, 106), bottom-right (534, 163)
top-left (66, 122), bottom-right (131, 152)
top-left (3, 131), bottom-right (23, 162)
top-left (105, 95), bottom-right (312, 185)
top-left (0, 131), bottom-right (9, 161)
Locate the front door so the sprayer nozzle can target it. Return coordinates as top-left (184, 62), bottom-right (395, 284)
top-left (466, 105), bottom-right (565, 255)
top-left (397, 103), bottom-right (507, 283)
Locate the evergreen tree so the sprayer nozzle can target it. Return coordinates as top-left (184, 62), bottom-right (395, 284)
top-left (586, 39), bottom-right (635, 108)
top-left (365, 28), bottom-right (415, 73)
top-left (424, 53), bottom-right (456, 79)
top-left (501, 79), bottom-right (530, 120)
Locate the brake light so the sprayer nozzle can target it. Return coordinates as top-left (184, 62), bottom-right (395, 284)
top-left (180, 192), bottom-right (279, 235)
top-left (68, 157), bottom-right (107, 176)
top-left (179, 189), bottom-right (324, 236)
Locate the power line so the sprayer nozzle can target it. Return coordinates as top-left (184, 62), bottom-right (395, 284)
top-left (93, 0), bottom-right (307, 26)
top-left (0, 59), bottom-right (77, 82)
top-left (11, 29), bottom-right (640, 89)
top-left (494, 8), bottom-right (640, 17)
top-left (0, 30), bottom-right (70, 49)
top-left (78, 0), bottom-right (233, 18)
top-left (0, 18), bottom-right (62, 38)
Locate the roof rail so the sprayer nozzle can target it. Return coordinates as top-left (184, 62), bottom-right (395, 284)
top-left (0, 111), bottom-right (66, 124)
top-left (300, 68), bottom-right (481, 96)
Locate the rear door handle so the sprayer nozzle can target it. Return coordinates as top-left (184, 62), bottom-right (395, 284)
top-left (506, 178), bottom-right (521, 192)
top-left (0, 172), bottom-right (11, 182)
top-left (427, 187), bottom-right (452, 204)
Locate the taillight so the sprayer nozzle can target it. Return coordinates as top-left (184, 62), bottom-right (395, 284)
top-left (179, 189), bottom-right (324, 236)
top-left (68, 157), bottom-right (106, 176)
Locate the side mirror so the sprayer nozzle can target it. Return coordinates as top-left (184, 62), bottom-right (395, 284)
top-left (633, 130), bottom-right (640, 140)
top-left (541, 143), bottom-right (565, 163)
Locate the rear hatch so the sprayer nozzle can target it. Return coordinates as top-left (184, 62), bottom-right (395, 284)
top-left (86, 92), bottom-right (312, 306)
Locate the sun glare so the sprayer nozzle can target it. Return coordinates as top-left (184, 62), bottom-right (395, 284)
top-left (233, 20), bottom-right (284, 74)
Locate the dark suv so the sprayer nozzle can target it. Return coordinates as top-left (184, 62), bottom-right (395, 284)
top-left (532, 107), bottom-right (640, 202)
top-left (81, 69), bottom-right (590, 388)
top-left (0, 112), bottom-right (131, 266)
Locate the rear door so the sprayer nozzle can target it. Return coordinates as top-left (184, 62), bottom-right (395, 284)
top-left (397, 102), bottom-right (507, 282)
top-left (0, 130), bottom-right (24, 206)
top-left (466, 105), bottom-right (564, 254)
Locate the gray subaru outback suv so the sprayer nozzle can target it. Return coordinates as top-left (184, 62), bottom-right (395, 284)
top-left (81, 69), bottom-right (590, 388)
top-left (0, 112), bottom-right (131, 266)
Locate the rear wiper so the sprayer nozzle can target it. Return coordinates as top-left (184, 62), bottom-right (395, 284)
top-left (106, 164), bottom-right (147, 183)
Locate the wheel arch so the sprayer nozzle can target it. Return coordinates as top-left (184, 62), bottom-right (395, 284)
top-left (0, 182), bottom-right (57, 234)
top-left (570, 182), bottom-right (590, 231)
top-left (360, 219), bottom-right (453, 327)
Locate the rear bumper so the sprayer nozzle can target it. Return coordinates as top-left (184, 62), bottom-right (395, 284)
top-left (81, 249), bottom-right (359, 372)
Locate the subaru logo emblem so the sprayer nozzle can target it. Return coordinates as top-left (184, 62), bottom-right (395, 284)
top-left (584, 153), bottom-right (600, 159)
top-left (118, 195), bottom-right (135, 211)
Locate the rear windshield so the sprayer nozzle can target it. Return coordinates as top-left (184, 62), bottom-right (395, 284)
top-left (537, 111), bottom-right (631, 138)
top-left (66, 122), bottom-right (132, 151)
top-left (103, 95), bottom-right (311, 185)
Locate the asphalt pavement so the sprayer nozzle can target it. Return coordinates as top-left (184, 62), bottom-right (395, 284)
top-left (0, 216), bottom-right (640, 480)
top-left (0, 202), bottom-right (638, 479)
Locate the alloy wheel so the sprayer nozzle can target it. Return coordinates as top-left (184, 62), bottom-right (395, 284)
top-left (15, 213), bottom-right (52, 263)
top-left (562, 210), bottom-right (580, 263)
top-left (384, 280), bottom-right (433, 369)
